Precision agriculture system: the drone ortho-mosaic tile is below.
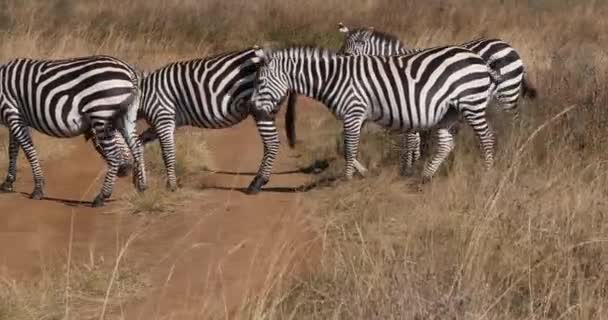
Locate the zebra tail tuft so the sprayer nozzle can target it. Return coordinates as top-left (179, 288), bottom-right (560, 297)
top-left (285, 92), bottom-right (298, 148)
top-left (521, 75), bottom-right (538, 99)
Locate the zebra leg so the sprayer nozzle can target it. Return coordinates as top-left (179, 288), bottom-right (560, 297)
top-left (114, 132), bottom-right (134, 178)
top-left (116, 100), bottom-right (148, 193)
top-left (247, 118), bottom-right (280, 194)
top-left (155, 121), bottom-right (178, 191)
top-left (420, 128), bottom-right (455, 181)
top-left (498, 94), bottom-right (520, 123)
top-left (0, 133), bottom-right (19, 192)
top-left (91, 127), bottom-right (121, 208)
top-left (340, 121), bottom-right (368, 177)
top-left (121, 131), bottom-right (147, 193)
top-left (399, 131), bottom-right (421, 177)
top-left (342, 115), bottom-right (365, 180)
top-left (462, 109), bottom-right (495, 169)
top-left (352, 159), bottom-right (368, 177)
top-left (8, 120), bottom-right (44, 199)
top-left (140, 127), bottom-right (158, 145)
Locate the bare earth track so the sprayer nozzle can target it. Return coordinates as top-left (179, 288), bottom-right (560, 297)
top-left (0, 100), bottom-right (326, 319)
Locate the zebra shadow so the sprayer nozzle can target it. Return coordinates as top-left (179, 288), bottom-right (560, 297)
top-left (205, 176), bottom-right (339, 194)
top-left (14, 191), bottom-right (114, 207)
top-left (203, 159), bottom-right (332, 176)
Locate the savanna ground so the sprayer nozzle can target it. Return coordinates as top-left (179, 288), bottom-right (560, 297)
top-left (1, 0), bottom-right (608, 319)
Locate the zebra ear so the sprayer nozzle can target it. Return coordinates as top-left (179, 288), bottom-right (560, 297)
top-left (253, 44), bottom-right (265, 60)
top-left (262, 47), bottom-right (275, 63)
top-left (338, 22), bottom-right (349, 33)
top-left (254, 46), bottom-right (273, 64)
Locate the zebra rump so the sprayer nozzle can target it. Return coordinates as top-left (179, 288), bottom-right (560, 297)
top-left (0, 55), bottom-right (147, 207)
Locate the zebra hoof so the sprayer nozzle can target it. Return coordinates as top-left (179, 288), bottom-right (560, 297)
top-left (166, 181), bottom-right (178, 192)
top-left (301, 160), bottom-right (330, 174)
top-left (30, 189), bottom-right (44, 200)
top-left (136, 183), bottom-right (148, 193)
top-left (117, 163), bottom-right (133, 178)
top-left (132, 173), bottom-right (147, 193)
top-left (342, 174), bottom-right (354, 182)
top-left (420, 176), bottom-right (432, 184)
top-left (246, 176), bottom-right (268, 195)
top-left (0, 181), bottom-right (14, 193)
top-left (91, 194), bottom-right (107, 208)
top-left (400, 167), bottom-right (415, 177)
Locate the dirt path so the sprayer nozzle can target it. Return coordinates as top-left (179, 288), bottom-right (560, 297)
top-left (0, 134), bottom-right (133, 278)
top-left (0, 99), bottom-right (326, 319)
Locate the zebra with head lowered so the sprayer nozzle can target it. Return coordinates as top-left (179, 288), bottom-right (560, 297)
top-left (0, 55), bottom-right (147, 207)
top-left (115, 47), bottom-right (297, 191)
top-left (247, 46), bottom-right (499, 192)
top-left (285, 23), bottom-right (537, 176)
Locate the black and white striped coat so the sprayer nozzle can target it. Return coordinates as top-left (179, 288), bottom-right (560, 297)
top-left (247, 46), bottom-right (498, 192)
top-left (288, 24), bottom-right (536, 176)
top-left (0, 55), bottom-right (147, 207)
top-left (126, 47), bottom-right (296, 191)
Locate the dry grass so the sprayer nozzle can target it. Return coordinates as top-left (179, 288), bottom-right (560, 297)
top-left (119, 127), bottom-right (215, 215)
top-left (0, 258), bottom-right (147, 320)
top-left (144, 128), bottom-right (215, 183)
top-left (0, 0), bottom-right (607, 319)
top-left (269, 110), bottom-right (608, 319)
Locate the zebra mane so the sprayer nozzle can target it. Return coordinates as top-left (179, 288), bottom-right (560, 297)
top-left (264, 46), bottom-right (339, 62)
top-left (356, 28), bottom-right (402, 43)
top-left (347, 27), bottom-right (409, 51)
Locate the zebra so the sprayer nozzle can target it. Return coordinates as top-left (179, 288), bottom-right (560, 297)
top-left (0, 55), bottom-right (147, 207)
top-left (247, 46), bottom-right (499, 192)
top-left (121, 47), bottom-right (297, 191)
top-left (285, 23), bottom-right (537, 176)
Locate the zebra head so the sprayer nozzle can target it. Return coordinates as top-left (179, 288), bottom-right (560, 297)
top-left (337, 23), bottom-right (406, 56)
top-left (249, 47), bottom-right (290, 120)
top-left (337, 23), bottom-right (376, 56)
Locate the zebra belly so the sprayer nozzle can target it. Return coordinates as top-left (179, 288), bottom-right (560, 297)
top-left (189, 115), bottom-right (246, 129)
top-left (179, 103), bottom-right (249, 129)
top-left (30, 114), bottom-right (88, 138)
top-left (27, 103), bottom-right (89, 138)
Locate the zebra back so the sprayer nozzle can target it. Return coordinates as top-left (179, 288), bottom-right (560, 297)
top-left (337, 24), bottom-right (535, 101)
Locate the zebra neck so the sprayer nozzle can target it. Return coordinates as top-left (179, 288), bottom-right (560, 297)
top-left (287, 58), bottom-right (345, 112)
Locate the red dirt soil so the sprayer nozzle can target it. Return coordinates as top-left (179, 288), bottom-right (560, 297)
top-left (0, 99), bottom-right (327, 319)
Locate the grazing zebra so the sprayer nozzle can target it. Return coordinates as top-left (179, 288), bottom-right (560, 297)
top-left (0, 55), bottom-right (147, 207)
top-left (247, 46), bottom-right (499, 192)
top-left (285, 23), bottom-right (537, 176)
top-left (128, 47), bottom-right (297, 191)
top-left (85, 130), bottom-right (134, 177)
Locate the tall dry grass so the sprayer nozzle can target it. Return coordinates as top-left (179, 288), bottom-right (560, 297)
top-left (0, 0), bottom-right (607, 319)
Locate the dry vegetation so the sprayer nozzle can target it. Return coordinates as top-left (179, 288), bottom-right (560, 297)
top-left (0, 256), bottom-right (147, 320)
top-left (1, 0), bottom-right (608, 319)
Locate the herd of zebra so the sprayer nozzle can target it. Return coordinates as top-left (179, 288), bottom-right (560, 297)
top-left (0, 23), bottom-right (536, 207)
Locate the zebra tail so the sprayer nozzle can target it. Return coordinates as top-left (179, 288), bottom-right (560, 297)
top-left (285, 92), bottom-right (298, 148)
top-left (485, 61), bottom-right (503, 85)
top-left (521, 75), bottom-right (538, 99)
top-left (111, 73), bottom-right (141, 132)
